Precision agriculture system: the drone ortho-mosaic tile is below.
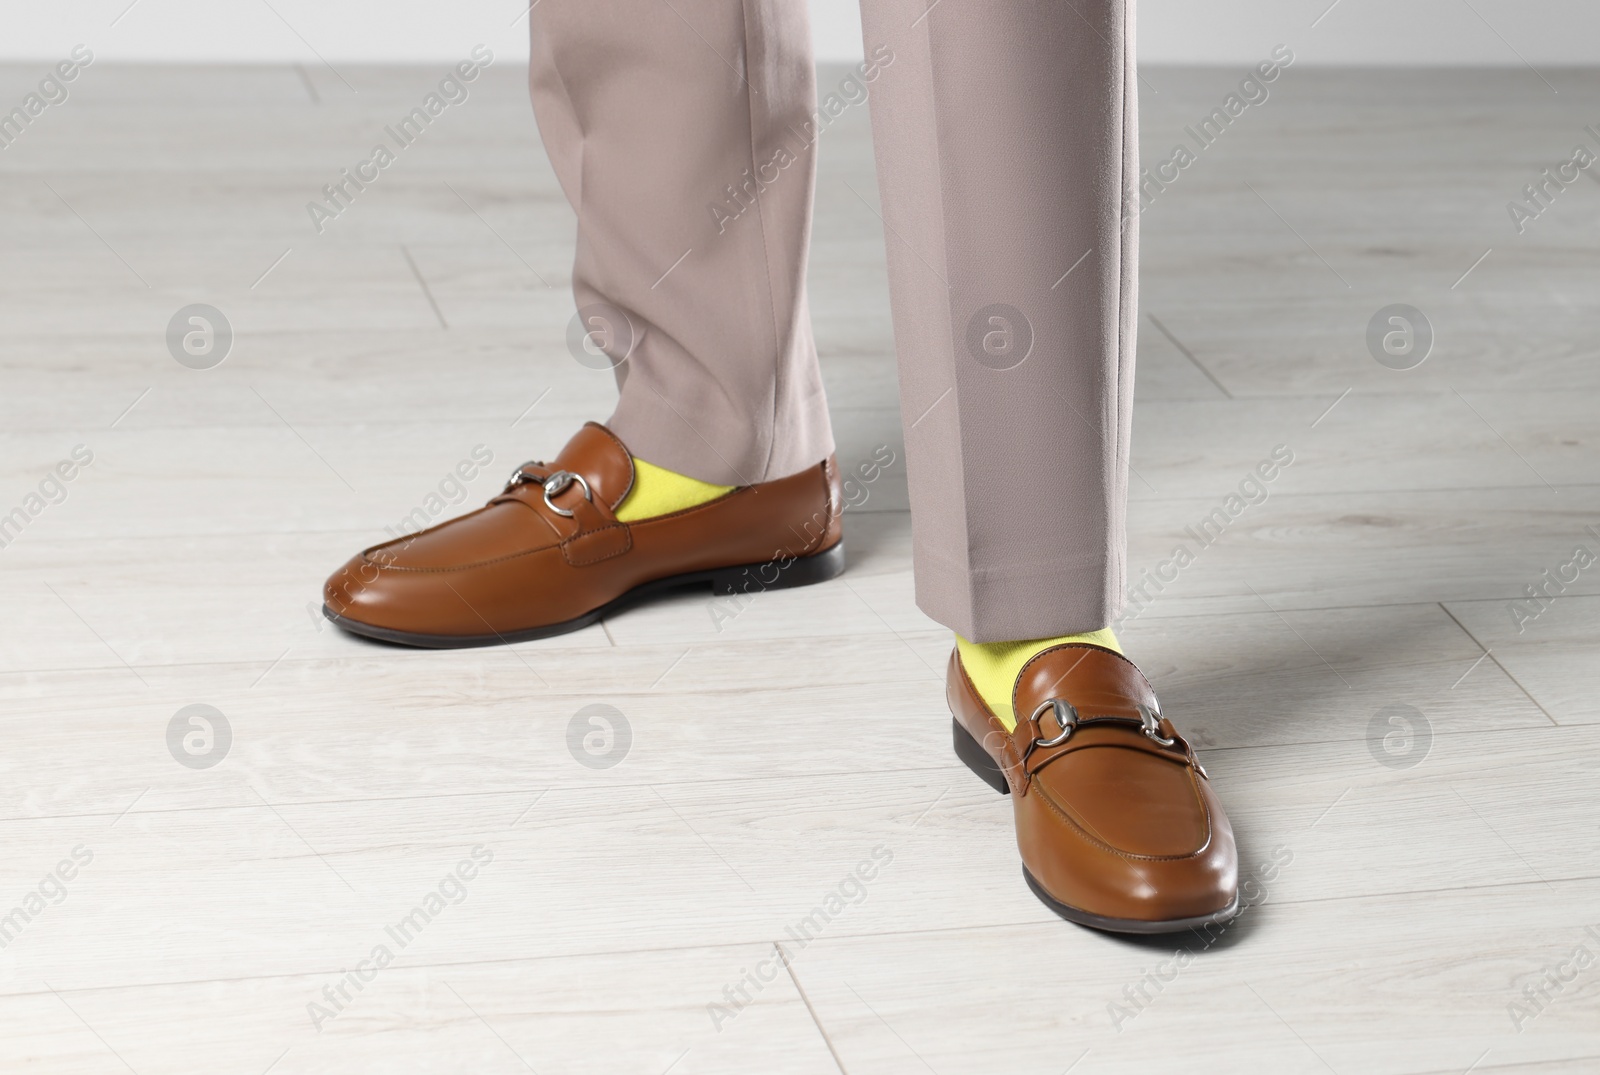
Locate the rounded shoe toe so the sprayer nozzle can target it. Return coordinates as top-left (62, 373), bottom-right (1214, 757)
top-left (1020, 754), bottom-right (1239, 926)
top-left (321, 545), bottom-right (465, 635)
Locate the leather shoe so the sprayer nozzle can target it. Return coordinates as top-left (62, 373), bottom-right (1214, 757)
top-left (324, 422), bottom-right (844, 646)
top-left (948, 642), bottom-right (1240, 933)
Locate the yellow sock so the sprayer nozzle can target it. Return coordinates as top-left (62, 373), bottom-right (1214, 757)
top-left (614, 457), bottom-right (734, 522)
top-left (956, 628), bottom-right (1122, 731)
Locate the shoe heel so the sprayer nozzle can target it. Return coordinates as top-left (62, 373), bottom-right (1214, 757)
top-left (709, 542), bottom-right (845, 597)
top-left (952, 718), bottom-right (1010, 795)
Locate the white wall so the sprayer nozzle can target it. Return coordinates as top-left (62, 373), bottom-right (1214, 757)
top-left (817, 0), bottom-right (1600, 66)
top-left (6, 0), bottom-right (1600, 66)
top-left (5, 1), bottom-right (537, 66)
top-left (1136, 0), bottom-right (1600, 65)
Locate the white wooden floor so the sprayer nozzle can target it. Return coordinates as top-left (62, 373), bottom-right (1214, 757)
top-left (2, 56), bottom-right (1599, 1075)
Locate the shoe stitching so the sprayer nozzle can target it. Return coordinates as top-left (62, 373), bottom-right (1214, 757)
top-left (1029, 757), bottom-right (1214, 864)
top-left (561, 523), bottom-right (634, 566)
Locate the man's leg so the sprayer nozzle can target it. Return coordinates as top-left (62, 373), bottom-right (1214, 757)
top-left (528, 0), bottom-right (834, 486)
top-left (858, 0), bottom-right (1137, 643)
top-left (858, 0), bottom-right (1240, 933)
top-left (321, 2), bottom-right (846, 646)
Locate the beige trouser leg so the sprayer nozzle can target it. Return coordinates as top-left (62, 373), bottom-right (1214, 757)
top-left (527, 0), bottom-right (1137, 642)
top-left (528, 0), bottom-right (835, 486)
top-left (858, 0), bottom-right (1139, 642)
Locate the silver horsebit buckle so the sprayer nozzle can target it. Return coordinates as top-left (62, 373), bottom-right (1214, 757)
top-left (1028, 699), bottom-right (1175, 749)
top-left (509, 464), bottom-right (593, 518)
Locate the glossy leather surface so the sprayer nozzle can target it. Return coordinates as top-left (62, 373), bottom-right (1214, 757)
top-left (949, 643), bottom-right (1239, 925)
top-left (325, 423), bottom-right (842, 640)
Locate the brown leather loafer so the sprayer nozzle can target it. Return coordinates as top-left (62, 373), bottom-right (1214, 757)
top-left (323, 422), bottom-right (844, 646)
top-left (948, 643), bottom-right (1240, 933)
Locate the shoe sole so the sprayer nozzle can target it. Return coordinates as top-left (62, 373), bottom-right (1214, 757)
top-left (952, 716), bottom-right (1243, 936)
top-left (324, 541), bottom-right (846, 649)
